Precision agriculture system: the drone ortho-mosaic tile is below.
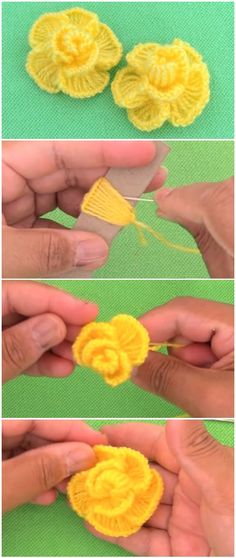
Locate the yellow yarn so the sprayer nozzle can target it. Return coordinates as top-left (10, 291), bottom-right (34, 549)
top-left (72, 314), bottom-right (184, 386)
top-left (67, 445), bottom-right (164, 537)
top-left (81, 177), bottom-right (199, 254)
top-left (26, 8), bottom-right (122, 98)
top-left (72, 314), bottom-right (149, 386)
top-left (112, 39), bottom-right (210, 131)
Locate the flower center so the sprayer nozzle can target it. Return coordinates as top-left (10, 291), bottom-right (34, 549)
top-left (53, 26), bottom-right (98, 71)
top-left (149, 58), bottom-right (178, 89)
top-left (92, 348), bottom-right (119, 374)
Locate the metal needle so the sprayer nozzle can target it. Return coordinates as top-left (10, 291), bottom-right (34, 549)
top-left (125, 196), bottom-right (155, 203)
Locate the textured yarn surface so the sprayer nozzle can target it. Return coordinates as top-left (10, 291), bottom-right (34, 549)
top-left (46, 140), bottom-right (233, 278)
top-left (26, 8), bottom-right (122, 98)
top-left (73, 315), bottom-right (150, 386)
top-left (2, 2), bottom-right (234, 139)
top-left (112, 39), bottom-right (210, 131)
top-left (68, 444), bottom-right (163, 536)
top-left (3, 419), bottom-right (234, 557)
top-left (3, 279), bottom-right (233, 419)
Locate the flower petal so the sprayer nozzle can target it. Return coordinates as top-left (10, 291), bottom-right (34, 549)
top-left (59, 68), bottom-right (109, 98)
top-left (26, 48), bottom-right (60, 93)
top-left (169, 63), bottom-right (210, 126)
top-left (64, 7), bottom-right (99, 37)
top-left (111, 315), bottom-right (149, 365)
top-left (173, 38), bottom-right (203, 64)
top-left (128, 100), bottom-right (170, 131)
top-left (28, 12), bottom-right (69, 48)
top-left (112, 67), bottom-right (150, 109)
top-left (126, 43), bottom-right (160, 73)
top-left (96, 23), bottom-right (122, 70)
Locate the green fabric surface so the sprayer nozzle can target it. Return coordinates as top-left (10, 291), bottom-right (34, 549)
top-left (2, 2), bottom-right (234, 139)
top-left (3, 279), bottom-right (233, 419)
top-left (47, 140), bottom-right (233, 278)
top-left (3, 419), bottom-right (234, 557)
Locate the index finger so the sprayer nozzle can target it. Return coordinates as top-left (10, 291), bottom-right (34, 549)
top-left (2, 281), bottom-right (98, 325)
top-left (3, 141), bottom-right (156, 180)
top-left (2, 419), bottom-right (107, 449)
top-left (139, 297), bottom-right (233, 359)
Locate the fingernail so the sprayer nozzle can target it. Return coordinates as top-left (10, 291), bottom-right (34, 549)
top-left (66, 445), bottom-right (96, 475)
top-left (32, 316), bottom-right (62, 350)
top-left (75, 239), bottom-right (108, 265)
top-left (155, 187), bottom-right (172, 202)
top-left (160, 166), bottom-right (169, 178)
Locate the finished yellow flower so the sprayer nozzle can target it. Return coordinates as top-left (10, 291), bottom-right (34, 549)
top-left (26, 8), bottom-right (122, 98)
top-left (67, 445), bottom-right (164, 536)
top-left (112, 39), bottom-right (210, 131)
top-left (72, 314), bottom-right (150, 386)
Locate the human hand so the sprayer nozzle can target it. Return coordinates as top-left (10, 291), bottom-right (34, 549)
top-left (2, 281), bottom-right (98, 383)
top-left (133, 297), bottom-right (234, 417)
top-left (155, 178), bottom-right (234, 278)
top-left (3, 140), bottom-right (167, 278)
top-left (86, 420), bottom-right (234, 557)
top-left (2, 419), bottom-right (107, 512)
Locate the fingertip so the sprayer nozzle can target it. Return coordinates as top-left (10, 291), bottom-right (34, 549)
top-left (31, 489), bottom-right (57, 506)
top-left (155, 187), bottom-right (172, 204)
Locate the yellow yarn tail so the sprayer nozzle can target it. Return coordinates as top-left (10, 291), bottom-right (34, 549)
top-left (134, 220), bottom-right (199, 254)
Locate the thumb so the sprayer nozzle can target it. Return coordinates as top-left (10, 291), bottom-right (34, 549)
top-left (166, 421), bottom-right (234, 537)
top-left (3, 226), bottom-right (108, 278)
top-left (155, 179), bottom-right (233, 256)
top-left (132, 351), bottom-right (220, 417)
top-left (3, 442), bottom-right (95, 512)
top-left (3, 313), bottom-right (66, 382)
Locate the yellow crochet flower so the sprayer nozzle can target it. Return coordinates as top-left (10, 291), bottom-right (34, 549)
top-left (26, 8), bottom-right (122, 98)
top-left (72, 314), bottom-right (149, 386)
top-left (67, 445), bottom-right (164, 537)
top-left (112, 39), bottom-right (210, 131)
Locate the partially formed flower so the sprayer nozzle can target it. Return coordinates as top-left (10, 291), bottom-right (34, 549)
top-left (26, 8), bottom-right (122, 98)
top-left (112, 39), bottom-right (210, 131)
top-left (72, 314), bottom-right (150, 386)
top-left (68, 445), bottom-right (164, 536)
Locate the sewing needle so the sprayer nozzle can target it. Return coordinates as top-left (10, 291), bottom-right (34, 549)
top-left (125, 196), bottom-right (155, 203)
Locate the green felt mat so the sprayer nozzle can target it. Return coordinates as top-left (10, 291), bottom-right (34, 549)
top-left (2, 2), bottom-right (234, 139)
top-left (46, 140), bottom-right (234, 278)
top-left (3, 279), bottom-right (233, 419)
top-left (3, 419), bottom-right (234, 557)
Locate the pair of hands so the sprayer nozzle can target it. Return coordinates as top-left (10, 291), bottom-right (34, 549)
top-left (3, 141), bottom-right (233, 278)
top-left (3, 419), bottom-right (233, 557)
top-left (3, 282), bottom-right (233, 417)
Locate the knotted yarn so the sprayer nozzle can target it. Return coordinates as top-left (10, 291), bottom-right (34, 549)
top-left (81, 177), bottom-right (199, 254)
top-left (72, 313), bottom-right (183, 386)
top-left (67, 444), bottom-right (164, 536)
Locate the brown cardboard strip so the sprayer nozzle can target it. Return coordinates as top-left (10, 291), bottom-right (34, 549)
top-left (63, 141), bottom-right (169, 278)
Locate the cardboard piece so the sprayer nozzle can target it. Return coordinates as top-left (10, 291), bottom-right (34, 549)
top-left (63, 141), bottom-right (169, 277)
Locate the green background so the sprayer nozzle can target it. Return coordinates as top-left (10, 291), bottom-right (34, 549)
top-left (3, 279), bottom-right (234, 419)
top-left (3, 419), bottom-right (234, 557)
top-left (2, 2), bottom-right (234, 139)
top-left (47, 140), bottom-right (233, 278)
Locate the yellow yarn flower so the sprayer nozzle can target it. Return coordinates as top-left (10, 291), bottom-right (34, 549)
top-left (26, 8), bottom-right (122, 98)
top-left (112, 38), bottom-right (210, 131)
top-left (72, 314), bottom-right (149, 386)
top-left (67, 445), bottom-right (164, 537)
